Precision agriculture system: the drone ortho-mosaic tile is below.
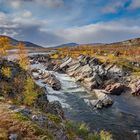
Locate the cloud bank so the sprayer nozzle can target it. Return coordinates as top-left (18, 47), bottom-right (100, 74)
top-left (0, 0), bottom-right (140, 47)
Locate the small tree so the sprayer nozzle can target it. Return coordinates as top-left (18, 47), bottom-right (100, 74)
top-left (0, 37), bottom-right (11, 57)
top-left (23, 77), bottom-right (38, 106)
top-left (17, 43), bottom-right (29, 70)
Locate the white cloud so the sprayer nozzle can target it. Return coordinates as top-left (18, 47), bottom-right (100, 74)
top-left (128, 0), bottom-right (140, 9)
top-left (9, 0), bottom-right (22, 9)
top-left (22, 10), bottom-right (32, 18)
top-left (36, 0), bottom-right (64, 7)
top-left (55, 20), bottom-right (140, 44)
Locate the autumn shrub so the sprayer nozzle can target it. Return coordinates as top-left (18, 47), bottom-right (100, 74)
top-left (66, 121), bottom-right (112, 140)
top-left (1, 67), bottom-right (11, 78)
top-left (0, 37), bottom-right (11, 57)
top-left (17, 43), bottom-right (29, 70)
top-left (23, 77), bottom-right (39, 106)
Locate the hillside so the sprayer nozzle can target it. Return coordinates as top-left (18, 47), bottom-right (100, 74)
top-left (53, 43), bottom-right (79, 48)
top-left (53, 37), bottom-right (140, 49)
top-left (0, 35), bottom-right (43, 48)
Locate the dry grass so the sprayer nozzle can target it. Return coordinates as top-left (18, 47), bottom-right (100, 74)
top-left (0, 103), bottom-right (53, 140)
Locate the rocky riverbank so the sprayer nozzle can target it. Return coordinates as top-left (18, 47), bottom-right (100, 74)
top-left (0, 58), bottom-right (113, 140)
top-left (30, 54), bottom-right (140, 110)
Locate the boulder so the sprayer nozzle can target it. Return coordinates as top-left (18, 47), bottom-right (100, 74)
top-left (40, 71), bottom-right (50, 79)
top-left (92, 90), bottom-right (113, 108)
top-left (9, 133), bottom-right (18, 140)
top-left (74, 64), bottom-right (93, 79)
top-left (84, 90), bottom-right (113, 109)
top-left (83, 77), bottom-right (98, 90)
top-left (67, 63), bottom-right (81, 76)
top-left (43, 74), bottom-right (61, 90)
top-left (129, 79), bottom-right (140, 96)
top-left (32, 114), bottom-right (47, 127)
top-left (59, 57), bottom-right (72, 69)
top-left (105, 83), bottom-right (127, 95)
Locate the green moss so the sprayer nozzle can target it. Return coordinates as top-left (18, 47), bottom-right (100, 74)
top-left (11, 112), bottom-right (29, 121)
top-left (47, 113), bottom-right (61, 124)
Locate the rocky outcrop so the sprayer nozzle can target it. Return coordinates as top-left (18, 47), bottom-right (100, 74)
top-left (7, 103), bottom-right (68, 140)
top-left (31, 69), bottom-right (61, 90)
top-left (42, 74), bottom-right (61, 90)
top-left (29, 54), bottom-right (51, 63)
top-left (56, 56), bottom-right (128, 92)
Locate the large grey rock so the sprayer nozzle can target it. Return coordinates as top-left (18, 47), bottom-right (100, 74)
top-left (32, 114), bottom-right (47, 127)
top-left (59, 57), bottom-right (72, 69)
top-left (43, 73), bottom-right (61, 90)
top-left (92, 90), bottom-right (113, 108)
top-left (9, 133), bottom-right (18, 140)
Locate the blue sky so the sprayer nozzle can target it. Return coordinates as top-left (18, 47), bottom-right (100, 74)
top-left (0, 0), bottom-right (140, 47)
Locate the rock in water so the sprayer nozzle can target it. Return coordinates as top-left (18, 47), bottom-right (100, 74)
top-left (129, 79), bottom-right (140, 96)
top-left (92, 90), bottom-right (113, 109)
top-left (105, 83), bottom-right (127, 95)
top-left (42, 73), bottom-right (61, 90)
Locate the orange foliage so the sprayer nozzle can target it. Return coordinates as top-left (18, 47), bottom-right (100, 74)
top-left (17, 43), bottom-right (29, 70)
top-left (0, 37), bottom-right (11, 57)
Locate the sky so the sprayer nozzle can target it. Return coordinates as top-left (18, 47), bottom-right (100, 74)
top-left (0, 0), bottom-right (140, 47)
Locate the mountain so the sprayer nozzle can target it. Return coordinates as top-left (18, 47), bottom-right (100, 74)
top-left (53, 43), bottom-right (79, 48)
top-left (106, 38), bottom-right (140, 47)
top-left (53, 37), bottom-right (140, 49)
top-left (0, 35), bottom-right (43, 48)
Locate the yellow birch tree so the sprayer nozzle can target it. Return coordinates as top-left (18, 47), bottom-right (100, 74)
top-left (17, 42), bottom-right (29, 70)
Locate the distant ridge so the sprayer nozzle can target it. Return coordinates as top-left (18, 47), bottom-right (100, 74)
top-left (53, 43), bottom-right (79, 48)
top-left (106, 37), bottom-right (140, 47)
top-left (52, 37), bottom-right (140, 48)
top-left (0, 35), bottom-right (43, 48)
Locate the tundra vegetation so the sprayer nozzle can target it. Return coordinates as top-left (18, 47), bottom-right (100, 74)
top-left (0, 37), bottom-right (112, 139)
top-left (51, 45), bottom-right (140, 75)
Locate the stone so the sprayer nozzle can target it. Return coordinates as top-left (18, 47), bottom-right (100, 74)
top-left (42, 73), bottom-right (61, 90)
top-left (93, 90), bottom-right (113, 108)
top-left (105, 83), bottom-right (127, 95)
top-left (129, 79), bottom-right (140, 96)
top-left (9, 133), bottom-right (18, 140)
top-left (20, 108), bottom-right (32, 116)
top-left (59, 57), bottom-right (72, 69)
top-left (32, 114), bottom-right (47, 127)
top-left (46, 101), bottom-right (64, 119)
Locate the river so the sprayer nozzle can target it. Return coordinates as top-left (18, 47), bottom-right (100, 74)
top-left (31, 62), bottom-right (140, 140)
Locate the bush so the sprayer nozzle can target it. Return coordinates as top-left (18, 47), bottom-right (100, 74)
top-left (1, 67), bottom-right (11, 78)
top-left (23, 77), bottom-right (39, 106)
